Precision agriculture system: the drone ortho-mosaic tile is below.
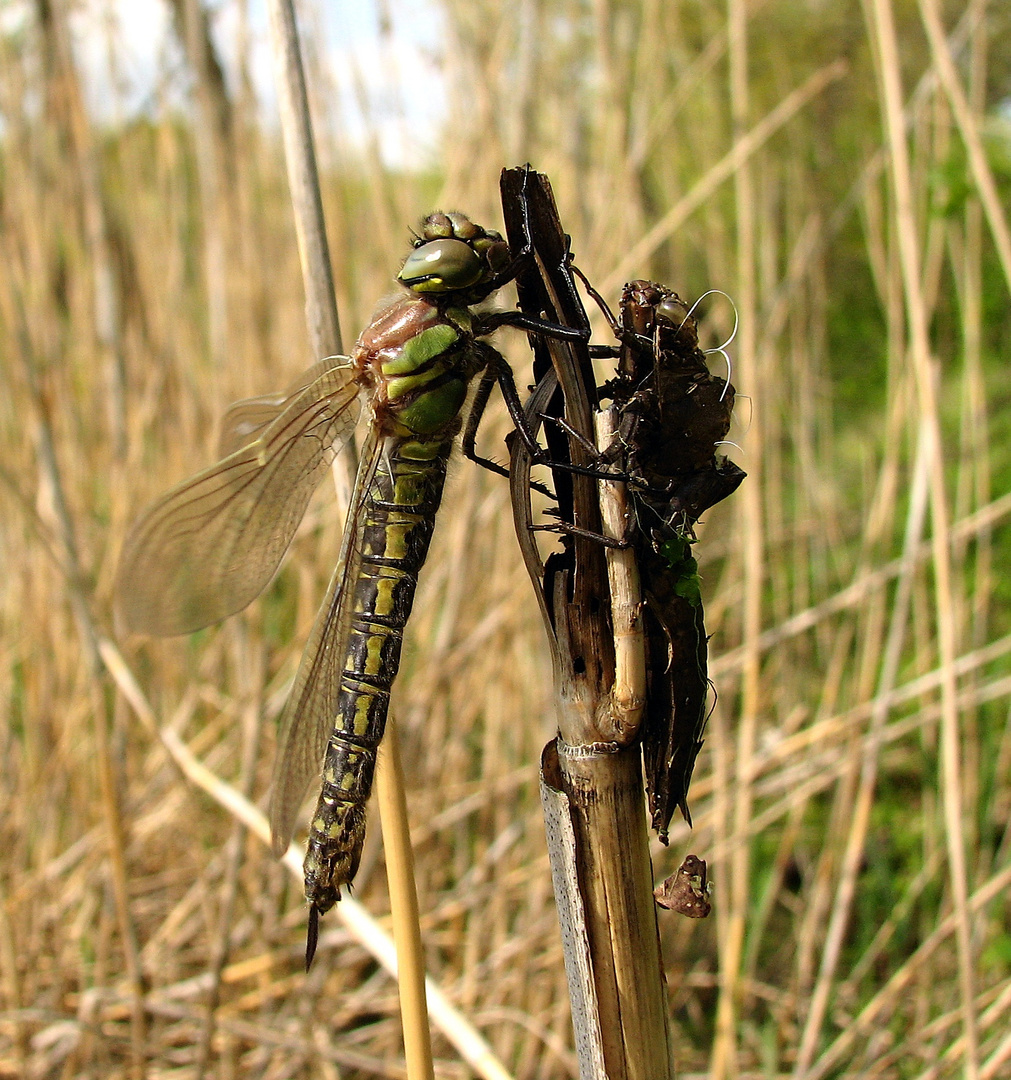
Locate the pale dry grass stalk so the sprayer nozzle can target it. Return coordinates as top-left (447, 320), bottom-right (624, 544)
top-left (709, 1), bottom-right (760, 1077)
top-left (376, 724), bottom-right (435, 1080)
top-left (864, 2), bottom-right (978, 1076)
top-left (266, 0), bottom-right (344, 361)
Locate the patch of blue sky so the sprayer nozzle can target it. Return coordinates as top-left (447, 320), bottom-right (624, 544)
top-left (64, 0), bottom-right (447, 169)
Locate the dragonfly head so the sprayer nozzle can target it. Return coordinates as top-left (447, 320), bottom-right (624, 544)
top-left (398, 213), bottom-right (511, 296)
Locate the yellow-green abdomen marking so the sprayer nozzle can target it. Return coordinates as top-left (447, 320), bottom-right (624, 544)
top-left (302, 437), bottom-right (452, 915)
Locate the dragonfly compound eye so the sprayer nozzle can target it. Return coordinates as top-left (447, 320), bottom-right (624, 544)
top-left (399, 238), bottom-right (484, 292)
top-left (656, 296), bottom-right (698, 345)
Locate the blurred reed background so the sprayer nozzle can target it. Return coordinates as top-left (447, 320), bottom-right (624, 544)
top-left (2, 0), bottom-right (1010, 1077)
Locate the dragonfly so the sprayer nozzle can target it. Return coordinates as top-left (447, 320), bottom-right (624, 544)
top-left (593, 279), bottom-right (745, 840)
top-left (116, 211), bottom-right (584, 964)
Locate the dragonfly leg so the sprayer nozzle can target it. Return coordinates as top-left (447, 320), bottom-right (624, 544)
top-left (533, 416), bottom-right (647, 488)
top-left (529, 520), bottom-right (630, 549)
top-left (589, 344), bottom-right (621, 359)
top-left (459, 340), bottom-right (551, 468)
top-left (536, 412), bottom-right (655, 491)
top-left (569, 261), bottom-right (655, 357)
top-left (537, 411), bottom-right (599, 459)
top-left (570, 261), bottom-right (621, 335)
top-left (461, 338), bottom-right (641, 499)
top-left (463, 344), bottom-right (645, 490)
top-left (461, 354), bottom-right (557, 499)
top-left (460, 364), bottom-right (506, 477)
top-left (476, 308), bottom-right (588, 342)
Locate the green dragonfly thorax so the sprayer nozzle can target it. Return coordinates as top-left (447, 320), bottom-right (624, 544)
top-left (352, 212), bottom-right (509, 443)
top-left (352, 291), bottom-right (481, 441)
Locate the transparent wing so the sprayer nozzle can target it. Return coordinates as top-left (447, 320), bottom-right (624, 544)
top-left (268, 422), bottom-right (385, 855)
top-left (116, 364), bottom-right (362, 636)
top-left (217, 357), bottom-right (351, 458)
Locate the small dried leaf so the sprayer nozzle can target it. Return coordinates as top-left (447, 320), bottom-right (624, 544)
top-left (654, 854), bottom-right (712, 918)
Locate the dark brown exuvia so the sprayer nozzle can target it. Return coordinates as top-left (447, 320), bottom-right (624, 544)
top-left (601, 280), bottom-right (745, 839)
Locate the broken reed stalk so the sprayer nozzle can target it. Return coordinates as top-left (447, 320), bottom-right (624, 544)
top-left (502, 167), bottom-right (674, 1080)
top-left (265, 0), bottom-right (343, 362)
top-left (864, 0), bottom-right (978, 1071)
top-left (265, 4), bottom-right (431, 1075)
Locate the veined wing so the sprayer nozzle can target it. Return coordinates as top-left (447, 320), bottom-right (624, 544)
top-left (268, 421), bottom-right (384, 855)
top-left (217, 357), bottom-right (351, 458)
top-left (116, 363), bottom-right (363, 637)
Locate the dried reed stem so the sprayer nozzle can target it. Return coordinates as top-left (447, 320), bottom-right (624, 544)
top-left (265, 0), bottom-right (343, 362)
top-left (918, 0), bottom-right (1011, 293)
top-left (376, 724), bottom-right (435, 1080)
top-left (710, 2), bottom-right (761, 1076)
top-left (864, 0), bottom-right (979, 1072)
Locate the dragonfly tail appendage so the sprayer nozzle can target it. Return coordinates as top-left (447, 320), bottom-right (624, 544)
top-left (305, 904), bottom-right (321, 970)
top-left (304, 789), bottom-right (369, 912)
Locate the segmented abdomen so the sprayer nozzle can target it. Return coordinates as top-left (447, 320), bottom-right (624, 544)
top-left (303, 437), bottom-right (450, 914)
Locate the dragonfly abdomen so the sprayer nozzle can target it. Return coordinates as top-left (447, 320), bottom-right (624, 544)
top-left (303, 437), bottom-right (451, 915)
